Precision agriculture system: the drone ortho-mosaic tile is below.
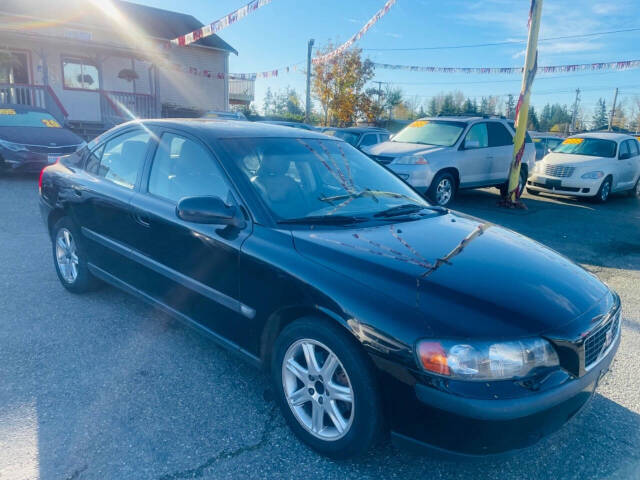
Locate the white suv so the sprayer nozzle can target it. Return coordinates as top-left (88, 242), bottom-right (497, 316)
top-left (365, 116), bottom-right (536, 206)
top-left (527, 132), bottom-right (640, 202)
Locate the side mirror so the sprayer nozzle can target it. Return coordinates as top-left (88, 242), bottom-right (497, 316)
top-left (176, 196), bottom-right (245, 228)
top-left (619, 152), bottom-right (631, 160)
top-left (464, 139), bottom-right (480, 149)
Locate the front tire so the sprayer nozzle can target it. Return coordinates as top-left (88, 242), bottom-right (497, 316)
top-left (271, 318), bottom-right (383, 458)
top-left (51, 217), bottom-right (100, 293)
top-left (428, 171), bottom-right (456, 206)
top-left (593, 176), bottom-right (612, 203)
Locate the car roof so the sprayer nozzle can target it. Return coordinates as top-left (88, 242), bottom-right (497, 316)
top-left (0, 104), bottom-right (51, 114)
top-left (117, 119), bottom-right (331, 140)
top-left (571, 132), bottom-right (635, 142)
top-left (329, 127), bottom-right (389, 134)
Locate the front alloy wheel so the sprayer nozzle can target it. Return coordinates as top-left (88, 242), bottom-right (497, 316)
top-left (272, 318), bottom-right (382, 458)
top-left (282, 339), bottom-right (354, 441)
top-left (595, 177), bottom-right (611, 203)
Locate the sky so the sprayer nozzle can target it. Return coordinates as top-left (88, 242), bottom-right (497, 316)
top-left (134, 0), bottom-right (640, 120)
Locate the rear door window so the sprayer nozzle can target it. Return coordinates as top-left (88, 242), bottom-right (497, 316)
top-left (89, 130), bottom-right (151, 189)
top-left (487, 122), bottom-right (513, 147)
top-left (629, 139), bottom-right (640, 156)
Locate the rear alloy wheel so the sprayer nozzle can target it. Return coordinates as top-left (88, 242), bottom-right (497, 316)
top-left (632, 178), bottom-right (640, 198)
top-left (594, 176), bottom-right (612, 203)
top-left (52, 217), bottom-right (100, 293)
top-left (428, 172), bottom-right (456, 206)
top-left (272, 319), bottom-right (382, 458)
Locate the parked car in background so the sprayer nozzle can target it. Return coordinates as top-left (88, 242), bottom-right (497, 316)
top-left (39, 119), bottom-right (621, 459)
top-left (527, 132), bottom-right (640, 202)
top-left (202, 110), bottom-right (247, 121)
top-left (367, 116), bottom-right (536, 206)
top-left (258, 120), bottom-right (315, 130)
top-left (531, 133), bottom-right (564, 160)
top-left (0, 105), bottom-right (85, 174)
top-left (322, 127), bottom-right (390, 152)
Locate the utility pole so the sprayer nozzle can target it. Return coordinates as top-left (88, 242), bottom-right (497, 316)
top-left (374, 81), bottom-right (384, 124)
top-left (569, 88), bottom-right (580, 134)
top-left (305, 39), bottom-right (314, 124)
top-left (608, 87), bottom-right (618, 132)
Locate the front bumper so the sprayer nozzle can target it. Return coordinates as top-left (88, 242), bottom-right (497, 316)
top-left (388, 164), bottom-right (434, 190)
top-left (388, 331), bottom-right (619, 456)
top-left (527, 173), bottom-right (602, 197)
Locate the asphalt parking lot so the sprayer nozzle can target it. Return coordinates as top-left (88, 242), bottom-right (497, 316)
top-left (1, 174), bottom-right (639, 480)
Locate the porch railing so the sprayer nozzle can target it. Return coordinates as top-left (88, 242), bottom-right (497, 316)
top-left (0, 83), bottom-right (68, 123)
top-left (100, 90), bottom-right (158, 127)
top-left (229, 78), bottom-right (255, 104)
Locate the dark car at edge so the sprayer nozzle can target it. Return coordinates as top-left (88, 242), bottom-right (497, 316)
top-left (39, 119), bottom-right (621, 458)
top-left (0, 104), bottom-right (85, 174)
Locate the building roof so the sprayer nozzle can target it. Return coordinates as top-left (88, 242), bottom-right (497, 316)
top-left (0, 0), bottom-right (237, 54)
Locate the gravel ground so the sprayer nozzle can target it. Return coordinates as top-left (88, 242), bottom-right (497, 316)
top-left (1, 174), bottom-right (639, 480)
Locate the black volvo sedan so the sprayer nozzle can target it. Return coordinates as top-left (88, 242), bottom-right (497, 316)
top-left (39, 120), bottom-right (621, 458)
top-left (0, 104), bottom-right (85, 174)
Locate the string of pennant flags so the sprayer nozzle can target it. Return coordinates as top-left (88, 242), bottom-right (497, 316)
top-left (170, 0), bottom-right (273, 46)
top-left (163, 58), bottom-right (640, 83)
top-left (312, 0), bottom-right (397, 65)
top-left (372, 60), bottom-right (640, 75)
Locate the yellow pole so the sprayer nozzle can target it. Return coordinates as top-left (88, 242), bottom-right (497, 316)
top-left (503, 0), bottom-right (543, 207)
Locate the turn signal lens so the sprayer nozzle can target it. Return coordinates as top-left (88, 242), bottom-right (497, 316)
top-left (417, 341), bottom-right (450, 375)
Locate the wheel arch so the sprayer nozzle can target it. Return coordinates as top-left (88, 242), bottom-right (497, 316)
top-left (259, 305), bottom-right (356, 369)
top-left (434, 167), bottom-right (460, 187)
top-left (47, 208), bottom-right (68, 238)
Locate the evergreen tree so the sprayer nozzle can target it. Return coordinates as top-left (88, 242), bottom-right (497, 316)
top-left (592, 98), bottom-right (608, 130)
top-left (505, 94), bottom-right (516, 119)
top-left (440, 94), bottom-right (458, 115)
top-left (528, 105), bottom-right (540, 131)
top-left (461, 98), bottom-right (477, 115)
top-left (427, 98), bottom-right (438, 116)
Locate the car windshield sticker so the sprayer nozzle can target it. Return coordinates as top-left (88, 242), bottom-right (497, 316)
top-left (563, 138), bottom-right (584, 145)
top-left (409, 120), bottom-right (429, 128)
top-left (0, 108), bottom-right (16, 115)
top-left (42, 118), bottom-right (61, 128)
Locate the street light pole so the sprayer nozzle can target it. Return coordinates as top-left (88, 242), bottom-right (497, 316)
top-left (608, 87), bottom-right (618, 132)
top-left (305, 39), bottom-right (315, 124)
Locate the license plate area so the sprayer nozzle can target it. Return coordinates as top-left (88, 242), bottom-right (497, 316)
top-left (546, 179), bottom-right (562, 189)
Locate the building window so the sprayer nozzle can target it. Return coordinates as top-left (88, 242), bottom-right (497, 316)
top-left (62, 58), bottom-right (100, 90)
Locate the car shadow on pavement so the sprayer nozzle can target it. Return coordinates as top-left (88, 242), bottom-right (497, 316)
top-left (450, 188), bottom-right (640, 272)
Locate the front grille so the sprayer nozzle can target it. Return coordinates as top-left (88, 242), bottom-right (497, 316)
top-left (369, 155), bottom-right (394, 165)
top-left (545, 165), bottom-right (575, 178)
top-left (584, 310), bottom-right (620, 369)
top-left (26, 144), bottom-right (79, 155)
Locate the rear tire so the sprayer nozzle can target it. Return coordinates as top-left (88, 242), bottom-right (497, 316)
top-left (593, 176), bottom-right (612, 203)
top-left (271, 318), bottom-right (383, 459)
top-left (630, 177), bottom-right (640, 198)
top-left (51, 217), bottom-right (100, 293)
top-left (428, 171), bottom-right (456, 206)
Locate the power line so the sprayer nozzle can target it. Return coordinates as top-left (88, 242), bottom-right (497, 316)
top-left (363, 27), bottom-right (640, 52)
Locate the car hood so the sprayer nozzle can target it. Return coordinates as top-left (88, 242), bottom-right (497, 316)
top-left (543, 152), bottom-right (610, 167)
top-left (292, 212), bottom-right (609, 339)
top-left (367, 141), bottom-right (447, 157)
top-left (0, 126), bottom-right (83, 146)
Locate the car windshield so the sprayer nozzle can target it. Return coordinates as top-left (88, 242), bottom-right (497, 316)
top-left (0, 108), bottom-right (61, 128)
top-left (218, 137), bottom-right (429, 222)
top-left (327, 130), bottom-right (359, 146)
top-left (553, 138), bottom-right (617, 158)
top-left (391, 120), bottom-right (465, 146)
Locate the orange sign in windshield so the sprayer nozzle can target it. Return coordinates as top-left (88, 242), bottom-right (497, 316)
top-left (562, 138), bottom-right (584, 145)
top-left (409, 120), bottom-right (429, 128)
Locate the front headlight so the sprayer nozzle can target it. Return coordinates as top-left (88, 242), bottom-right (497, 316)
top-left (394, 155), bottom-right (428, 165)
top-left (533, 161), bottom-right (544, 173)
top-left (581, 171), bottom-right (604, 179)
top-left (417, 338), bottom-right (559, 381)
top-left (0, 138), bottom-right (28, 152)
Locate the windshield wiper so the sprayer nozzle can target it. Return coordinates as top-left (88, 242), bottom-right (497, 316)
top-left (277, 214), bottom-right (366, 225)
top-left (320, 190), bottom-right (416, 204)
top-left (373, 203), bottom-right (448, 218)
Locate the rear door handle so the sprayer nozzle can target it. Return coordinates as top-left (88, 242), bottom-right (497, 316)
top-left (132, 211), bottom-right (151, 227)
